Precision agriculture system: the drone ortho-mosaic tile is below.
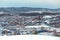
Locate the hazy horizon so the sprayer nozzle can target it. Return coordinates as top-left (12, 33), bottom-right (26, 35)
top-left (0, 0), bottom-right (60, 9)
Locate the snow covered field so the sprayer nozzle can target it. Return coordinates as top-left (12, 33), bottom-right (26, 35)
top-left (0, 35), bottom-right (60, 40)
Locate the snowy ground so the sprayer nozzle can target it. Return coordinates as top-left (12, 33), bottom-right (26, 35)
top-left (0, 35), bottom-right (60, 40)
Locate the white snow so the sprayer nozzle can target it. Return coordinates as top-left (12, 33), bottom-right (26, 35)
top-left (45, 20), bottom-right (50, 24)
top-left (43, 15), bottom-right (52, 18)
top-left (25, 24), bottom-right (50, 28)
top-left (0, 35), bottom-right (60, 40)
top-left (25, 23), bottom-right (50, 28)
top-left (25, 25), bottom-right (41, 28)
top-left (40, 23), bottom-right (50, 27)
top-left (25, 11), bottom-right (43, 13)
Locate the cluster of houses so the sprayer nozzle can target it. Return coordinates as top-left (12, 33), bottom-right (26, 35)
top-left (0, 12), bottom-right (60, 37)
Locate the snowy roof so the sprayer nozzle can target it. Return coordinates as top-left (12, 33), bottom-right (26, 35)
top-left (43, 15), bottom-right (52, 18)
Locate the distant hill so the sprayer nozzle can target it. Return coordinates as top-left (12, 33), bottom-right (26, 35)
top-left (0, 7), bottom-right (60, 16)
top-left (0, 7), bottom-right (60, 13)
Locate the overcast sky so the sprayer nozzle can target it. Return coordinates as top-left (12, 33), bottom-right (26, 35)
top-left (0, 0), bottom-right (60, 9)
